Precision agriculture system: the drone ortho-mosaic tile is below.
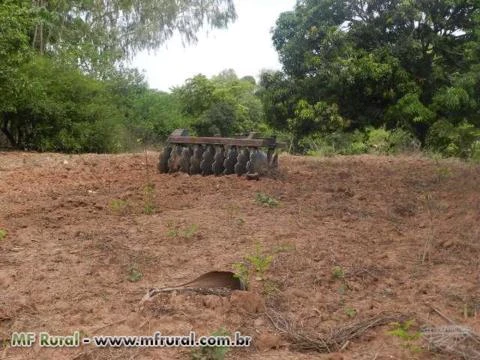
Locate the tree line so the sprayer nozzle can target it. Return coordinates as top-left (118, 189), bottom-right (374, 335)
top-left (258, 0), bottom-right (480, 158)
top-left (0, 0), bottom-right (239, 152)
top-left (1, 0), bottom-right (479, 159)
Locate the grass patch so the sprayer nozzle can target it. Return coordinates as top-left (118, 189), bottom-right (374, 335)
top-left (255, 192), bottom-right (279, 208)
top-left (388, 320), bottom-right (423, 354)
top-left (108, 199), bottom-right (129, 215)
top-left (127, 264), bottom-right (143, 282)
top-left (344, 307), bottom-right (357, 318)
top-left (166, 222), bottom-right (199, 240)
top-left (331, 266), bottom-right (345, 279)
top-left (0, 228), bottom-right (7, 240)
top-left (388, 320), bottom-right (421, 341)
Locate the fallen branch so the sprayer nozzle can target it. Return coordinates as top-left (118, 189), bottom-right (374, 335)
top-left (141, 287), bottom-right (234, 304)
top-left (425, 303), bottom-right (455, 324)
top-left (422, 325), bottom-right (480, 360)
top-left (266, 309), bottom-right (407, 353)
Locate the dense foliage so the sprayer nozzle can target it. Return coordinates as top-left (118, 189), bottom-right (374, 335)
top-left (0, 0), bottom-right (236, 152)
top-left (1, 0), bottom-right (479, 159)
top-left (173, 70), bottom-right (265, 136)
top-left (259, 0), bottom-right (480, 157)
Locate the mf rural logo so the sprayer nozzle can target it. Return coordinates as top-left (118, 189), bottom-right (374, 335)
top-left (9, 332), bottom-right (81, 348)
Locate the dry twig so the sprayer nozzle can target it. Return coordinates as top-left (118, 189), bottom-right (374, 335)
top-left (422, 325), bottom-right (480, 360)
top-left (266, 309), bottom-right (407, 353)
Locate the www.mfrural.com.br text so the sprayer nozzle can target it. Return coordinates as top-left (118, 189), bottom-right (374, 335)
top-left (9, 331), bottom-right (252, 348)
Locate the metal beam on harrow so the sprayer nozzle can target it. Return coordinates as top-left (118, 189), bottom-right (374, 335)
top-left (167, 135), bottom-right (278, 149)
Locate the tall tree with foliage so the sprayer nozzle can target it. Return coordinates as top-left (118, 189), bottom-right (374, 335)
top-left (1, 0), bottom-right (237, 151)
top-left (0, 2), bottom-right (34, 145)
top-left (260, 0), bottom-right (480, 155)
top-left (174, 70), bottom-right (265, 136)
top-left (26, 0), bottom-right (236, 71)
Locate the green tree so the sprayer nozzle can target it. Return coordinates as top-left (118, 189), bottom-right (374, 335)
top-left (174, 71), bottom-right (266, 136)
top-left (258, 70), bottom-right (299, 133)
top-left (261, 0), bottom-right (480, 152)
top-left (0, 2), bottom-right (34, 144)
top-left (2, 57), bottom-right (127, 152)
top-left (174, 75), bottom-right (217, 118)
top-left (130, 89), bottom-right (190, 144)
top-left (1, 0), bottom-right (238, 151)
top-left (26, 0), bottom-right (237, 72)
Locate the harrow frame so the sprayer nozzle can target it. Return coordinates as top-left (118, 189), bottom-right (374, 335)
top-left (158, 129), bottom-right (281, 177)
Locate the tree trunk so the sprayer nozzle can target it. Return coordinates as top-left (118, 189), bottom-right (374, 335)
top-left (1, 113), bottom-right (18, 148)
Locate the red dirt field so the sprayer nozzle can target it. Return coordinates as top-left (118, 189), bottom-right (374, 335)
top-left (0, 151), bottom-right (479, 360)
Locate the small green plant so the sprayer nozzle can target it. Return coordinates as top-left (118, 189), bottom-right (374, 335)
top-left (127, 264), bottom-right (143, 282)
top-left (109, 199), bottom-right (129, 215)
top-left (233, 245), bottom-right (275, 288)
top-left (232, 262), bottom-right (250, 289)
top-left (167, 229), bottom-right (179, 237)
top-left (331, 266), bottom-right (345, 279)
top-left (344, 307), bottom-right (357, 318)
top-left (388, 320), bottom-right (421, 341)
top-left (246, 245), bottom-right (273, 279)
top-left (0, 228), bottom-right (7, 240)
top-left (255, 192), bottom-right (279, 208)
top-left (183, 224), bottom-right (199, 239)
top-left (191, 328), bottom-right (230, 360)
top-left (166, 222), bottom-right (198, 239)
top-left (142, 183), bottom-right (156, 215)
top-left (388, 320), bottom-right (422, 354)
top-left (166, 221), bottom-right (179, 238)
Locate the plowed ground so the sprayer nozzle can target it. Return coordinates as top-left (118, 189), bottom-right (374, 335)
top-left (0, 151), bottom-right (479, 360)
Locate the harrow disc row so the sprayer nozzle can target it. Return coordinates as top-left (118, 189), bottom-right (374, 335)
top-left (159, 144), bottom-right (278, 176)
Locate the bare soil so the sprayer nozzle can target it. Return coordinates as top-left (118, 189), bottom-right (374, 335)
top-left (0, 151), bottom-right (479, 360)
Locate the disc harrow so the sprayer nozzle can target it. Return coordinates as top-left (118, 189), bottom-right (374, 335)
top-left (159, 129), bottom-right (281, 177)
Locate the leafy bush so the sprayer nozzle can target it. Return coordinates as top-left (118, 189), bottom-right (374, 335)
top-left (2, 57), bottom-right (130, 153)
top-left (174, 71), bottom-right (266, 137)
top-left (472, 141), bottom-right (480, 162)
top-left (387, 128), bottom-right (420, 154)
top-left (365, 127), bottom-right (391, 154)
top-left (426, 120), bottom-right (480, 158)
top-left (300, 130), bottom-right (367, 156)
top-left (300, 128), bottom-right (419, 156)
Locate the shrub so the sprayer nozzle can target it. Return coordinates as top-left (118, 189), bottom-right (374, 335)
top-left (472, 141), bottom-right (480, 162)
top-left (387, 128), bottom-right (420, 154)
top-left (426, 120), bottom-right (480, 158)
top-left (300, 127), bottom-right (419, 156)
top-left (365, 127), bottom-right (390, 153)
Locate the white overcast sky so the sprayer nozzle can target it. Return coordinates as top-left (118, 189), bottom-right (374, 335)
top-left (131, 0), bottom-right (296, 92)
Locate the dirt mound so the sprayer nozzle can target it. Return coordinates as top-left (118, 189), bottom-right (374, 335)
top-left (0, 152), bottom-right (479, 359)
